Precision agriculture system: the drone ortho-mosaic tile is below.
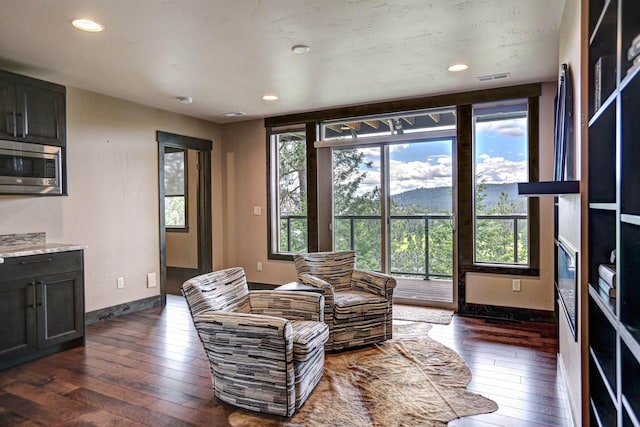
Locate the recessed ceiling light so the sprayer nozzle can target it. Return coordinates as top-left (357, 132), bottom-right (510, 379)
top-left (262, 95), bottom-right (279, 101)
top-left (177, 96), bottom-right (193, 104)
top-left (448, 63), bottom-right (469, 72)
top-left (224, 111), bottom-right (247, 117)
top-left (71, 18), bottom-right (104, 32)
top-left (291, 45), bottom-right (310, 54)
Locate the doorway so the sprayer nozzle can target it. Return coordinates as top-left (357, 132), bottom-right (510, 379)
top-left (332, 137), bottom-right (455, 307)
top-left (157, 131), bottom-right (212, 304)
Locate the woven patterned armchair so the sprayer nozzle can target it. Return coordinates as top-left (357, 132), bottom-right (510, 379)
top-left (182, 267), bottom-right (329, 417)
top-left (293, 251), bottom-right (396, 351)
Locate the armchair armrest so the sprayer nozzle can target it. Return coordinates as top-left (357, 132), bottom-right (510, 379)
top-left (192, 311), bottom-right (294, 358)
top-left (352, 268), bottom-right (397, 298)
top-left (249, 290), bottom-right (325, 321)
top-left (298, 274), bottom-right (335, 305)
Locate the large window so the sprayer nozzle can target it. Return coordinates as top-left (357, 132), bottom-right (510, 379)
top-left (164, 147), bottom-right (188, 231)
top-left (473, 100), bottom-right (529, 265)
top-left (265, 84), bottom-right (541, 277)
top-left (269, 126), bottom-right (308, 254)
top-left (323, 108), bottom-right (457, 279)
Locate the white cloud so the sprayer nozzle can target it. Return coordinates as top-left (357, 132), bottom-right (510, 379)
top-left (476, 118), bottom-right (526, 137)
top-left (476, 155), bottom-right (527, 183)
top-left (344, 150), bottom-right (524, 196)
top-left (389, 144), bottom-right (409, 153)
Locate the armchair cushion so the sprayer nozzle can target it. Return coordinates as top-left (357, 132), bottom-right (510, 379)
top-left (333, 291), bottom-right (389, 320)
top-left (290, 320), bottom-right (330, 362)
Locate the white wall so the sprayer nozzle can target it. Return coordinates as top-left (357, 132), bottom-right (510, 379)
top-left (220, 120), bottom-right (297, 284)
top-left (0, 87), bottom-right (222, 312)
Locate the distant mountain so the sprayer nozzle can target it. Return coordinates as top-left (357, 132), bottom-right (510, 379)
top-left (391, 183), bottom-right (527, 213)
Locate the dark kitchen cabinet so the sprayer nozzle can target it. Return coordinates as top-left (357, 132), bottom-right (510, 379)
top-left (0, 250), bottom-right (84, 370)
top-left (0, 69), bottom-right (66, 147)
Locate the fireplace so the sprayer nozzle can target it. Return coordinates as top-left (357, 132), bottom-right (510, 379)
top-left (556, 237), bottom-right (578, 340)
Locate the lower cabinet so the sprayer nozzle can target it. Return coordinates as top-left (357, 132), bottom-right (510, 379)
top-left (0, 250), bottom-right (84, 370)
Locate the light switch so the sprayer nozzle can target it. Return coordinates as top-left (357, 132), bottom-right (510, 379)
top-left (253, 206), bottom-right (262, 216)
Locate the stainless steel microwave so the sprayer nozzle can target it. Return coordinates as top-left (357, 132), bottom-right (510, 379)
top-left (0, 140), bottom-right (62, 195)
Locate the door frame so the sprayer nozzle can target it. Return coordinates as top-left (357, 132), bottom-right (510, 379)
top-left (157, 131), bottom-right (212, 305)
top-left (329, 135), bottom-right (458, 310)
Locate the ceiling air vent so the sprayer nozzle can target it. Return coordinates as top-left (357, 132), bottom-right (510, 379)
top-left (476, 72), bottom-right (511, 82)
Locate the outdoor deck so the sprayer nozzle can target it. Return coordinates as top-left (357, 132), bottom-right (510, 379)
top-left (393, 277), bottom-right (453, 304)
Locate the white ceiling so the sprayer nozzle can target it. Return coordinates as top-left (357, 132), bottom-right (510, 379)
top-left (0, 0), bottom-right (566, 124)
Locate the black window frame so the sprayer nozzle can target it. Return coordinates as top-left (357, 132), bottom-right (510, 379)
top-left (265, 84), bottom-right (541, 277)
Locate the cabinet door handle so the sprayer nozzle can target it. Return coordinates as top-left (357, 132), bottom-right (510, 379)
top-left (15, 112), bottom-right (25, 138)
top-left (35, 280), bottom-right (44, 307)
top-left (26, 281), bottom-right (36, 308)
top-left (20, 258), bottom-right (53, 265)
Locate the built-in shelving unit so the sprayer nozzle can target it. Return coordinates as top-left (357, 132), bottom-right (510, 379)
top-left (588, 0), bottom-right (640, 425)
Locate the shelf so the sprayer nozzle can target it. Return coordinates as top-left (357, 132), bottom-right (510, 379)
top-left (623, 342), bottom-right (640, 421)
top-left (589, 89), bottom-right (617, 126)
top-left (621, 214), bottom-right (640, 226)
top-left (587, 1), bottom-right (640, 425)
top-left (590, 203), bottom-right (617, 211)
top-left (589, 0), bottom-right (613, 43)
top-left (517, 180), bottom-right (579, 196)
top-left (623, 396), bottom-right (640, 427)
top-left (590, 284), bottom-right (617, 322)
top-left (591, 347), bottom-right (617, 401)
top-left (621, 62), bottom-right (640, 91)
top-left (620, 222), bottom-right (640, 340)
top-left (588, 210), bottom-right (617, 288)
top-left (591, 355), bottom-right (619, 426)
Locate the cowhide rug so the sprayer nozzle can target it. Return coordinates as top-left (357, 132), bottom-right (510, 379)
top-left (393, 304), bottom-right (454, 325)
top-left (228, 322), bottom-right (498, 427)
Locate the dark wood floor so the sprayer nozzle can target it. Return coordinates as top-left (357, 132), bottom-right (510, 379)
top-left (0, 296), bottom-right (571, 426)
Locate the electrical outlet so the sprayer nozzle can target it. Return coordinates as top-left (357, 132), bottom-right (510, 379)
top-left (256, 261), bottom-right (263, 271)
top-left (512, 279), bottom-right (521, 292)
top-left (117, 277), bottom-right (125, 289)
top-left (253, 206), bottom-right (262, 216)
top-left (147, 272), bottom-right (157, 288)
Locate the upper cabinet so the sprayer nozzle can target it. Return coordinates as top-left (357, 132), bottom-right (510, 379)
top-left (0, 70), bottom-right (66, 147)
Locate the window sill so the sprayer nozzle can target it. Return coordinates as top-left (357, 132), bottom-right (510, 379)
top-left (166, 227), bottom-right (190, 233)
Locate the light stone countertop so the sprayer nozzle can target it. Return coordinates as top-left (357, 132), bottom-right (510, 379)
top-left (0, 243), bottom-right (86, 264)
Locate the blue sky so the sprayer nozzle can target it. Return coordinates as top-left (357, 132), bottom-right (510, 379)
top-left (350, 117), bottom-right (528, 195)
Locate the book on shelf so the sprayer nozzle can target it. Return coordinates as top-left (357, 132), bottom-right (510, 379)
top-left (598, 263), bottom-right (616, 287)
top-left (598, 277), bottom-right (617, 298)
top-left (627, 33), bottom-right (640, 61)
top-left (627, 55), bottom-right (640, 76)
top-left (594, 55), bottom-right (616, 111)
